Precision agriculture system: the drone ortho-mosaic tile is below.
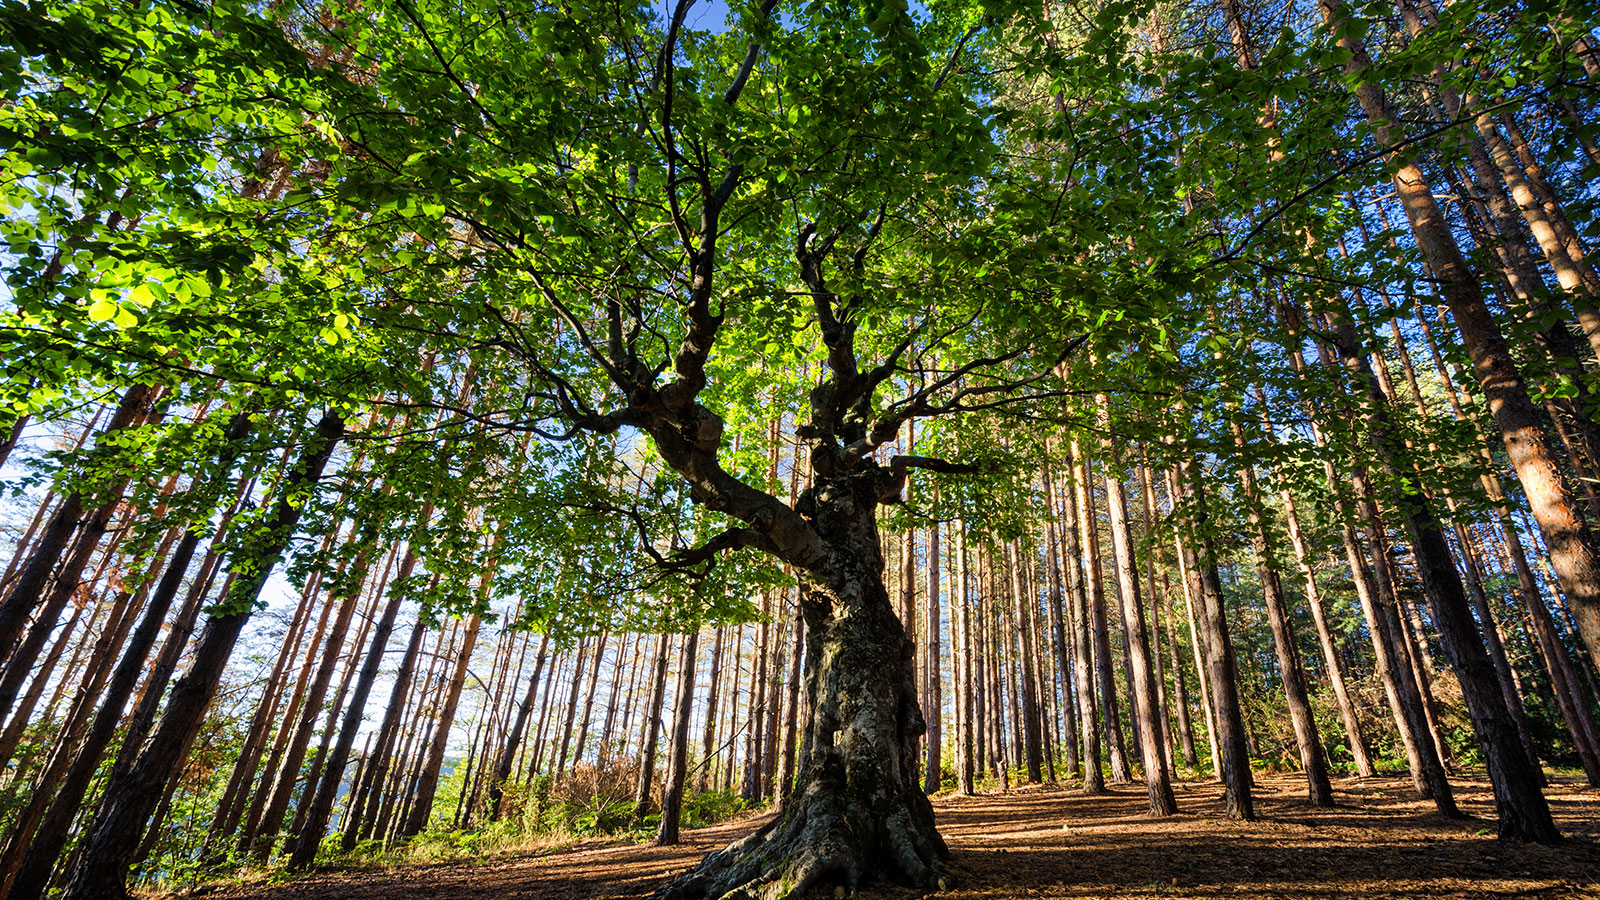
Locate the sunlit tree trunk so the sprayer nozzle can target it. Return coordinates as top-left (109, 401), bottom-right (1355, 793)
top-left (1043, 462), bottom-right (1081, 777)
top-left (1227, 418), bottom-right (1333, 806)
top-left (1065, 441), bottom-right (1105, 793)
top-left (1278, 480), bottom-right (1375, 777)
top-left (1165, 468), bottom-right (1222, 781)
top-left (1101, 440), bottom-right (1177, 815)
top-left (954, 521), bottom-right (977, 794)
top-left (1319, 0), bottom-right (1600, 689)
top-left (633, 631), bottom-right (672, 821)
top-left (58, 410), bottom-right (344, 900)
top-left (1173, 456), bottom-right (1254, 821)
top-left (657, 629), bottom-right (700, 845)
top-left (925, 522), bottom-right (944, 791)
top-left (1318, 284), bottom-right (1553, 838)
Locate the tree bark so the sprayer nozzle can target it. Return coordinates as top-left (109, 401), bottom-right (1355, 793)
top-left (658, 629), bottom-right (700, 845)
top-left (573, 633), bottom-right (612, 771)
top-left (659, 466), bottom-right (948, 899)
top-left (1174, 457), bottom-right (1254, 821)
top-left (1319, 0), bottom-right (1600, 684)
top-left (698, 627), bottom-right (725, 792)
top-left (247, 544), bottom-right (372, 859)
top-left (2, 528), bottom-right (201, 900)
top-left (1064, 442), bottom-right (1106, 793)
top-left (57, 410), bottom-right (343, 900)
top-left (345, 617), bottom-right (428, 848)
top-left (1101, 446), bottom-right (1177, 815)
top-left (1164, 472), bottom-right (1223, 780)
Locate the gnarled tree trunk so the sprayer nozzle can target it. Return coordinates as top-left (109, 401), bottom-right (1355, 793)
top-left (659, 473), bottom-right (946, 900)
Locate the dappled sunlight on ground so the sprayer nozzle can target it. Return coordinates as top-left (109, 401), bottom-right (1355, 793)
top-left (202, 773), bottom-right (1599, 900)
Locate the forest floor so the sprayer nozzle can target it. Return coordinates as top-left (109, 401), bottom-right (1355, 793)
top-left (198, 773), bottom-right (1600, 900)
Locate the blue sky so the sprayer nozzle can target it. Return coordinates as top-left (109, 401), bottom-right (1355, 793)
top-left (655, 0), bottom-right (734, 33)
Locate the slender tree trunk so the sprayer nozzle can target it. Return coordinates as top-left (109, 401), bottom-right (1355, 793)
top-left (1321, 295), bottom-right (1552, 838)
top-left (286, 531), bottom-right (424, 869)
top-left (1229, 429), bottom-right (1333, 806)
top-left (1161, 570), bottom-right (1199, 770)
top-left (1064, 445), bottom-right (1105, 794)
top-left (924, 523), bottom-right (944, 792)
top-left (633, 631), bottom-right (672, 822)
top-left (1006, 540), bottom-right (1043, 783)
top-left (553, 637), bottom-right (592, 777)
top-left (401, 612), bottom-right (483, 837)
top-left (247, 544), bottom-right (372, 859)
top-left (58, 410), bottom-right (343, 900)
top-left (657, 630), bottom-right (700, 845)
top-left (598, 633), bottom-right (633, 764)
top-left (290, 571), bottom-right (389, 842)
top-left (345, 617), bottom-right (428, 848)
top-left (698, 627), bottom-right (725, 793)
top-left (1075, 441), bottom-right (1130, 783)
top-left (762, 601), bottom-right (786, 801)
top-left (1102, 448), bottom-right (1178, 815)
top-left (1174, 457), bottom-right (1254, 821)
top-left (1417, 306), bottom-right (1600, 784)
top-left (1142, 464), bottom-right (1198, 770)
top-left (1279, 479), bottom-right (1375, 777)
top-left (488, 632), bottom-right (550, 817)
top-left (954, 521), bottom-right (976, 794)
top-left (1165, 471), bottom-right (1223, 780)
top-left (777, 609), bottom-right (804, 805)
top-left (238, 561), bottom-right (340, 844)
top-left (210, 540), bottom-right (326, 843)
top-left (1043, 462), bottom-right (1081, 776)
top-left (570, 634), bottom-right (610, 771)
top-left (1453, 520), bottom-right (1548, 780)
top-left (2, 528), bottom-right (202, 900)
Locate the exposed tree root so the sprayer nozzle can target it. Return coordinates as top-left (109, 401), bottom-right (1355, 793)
top-left (656, 760), bottom-right (948, 900)
top-left (658, 472), bottom-right (951, 900)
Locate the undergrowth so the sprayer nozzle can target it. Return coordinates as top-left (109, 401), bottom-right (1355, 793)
top-left (193, 756), bottom-right (751, 893)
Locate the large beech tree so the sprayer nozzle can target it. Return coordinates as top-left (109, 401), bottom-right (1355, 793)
top-left (231, 0), bottom-right (1154, 893)
top-left (4, 0), bottom-right (1599, 894)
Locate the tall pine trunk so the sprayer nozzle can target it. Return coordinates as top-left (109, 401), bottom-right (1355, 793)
top-left (58, 410), bottom-right (343, 900)
top-left (1174, 457), bottom-right (1254, 821)
top-left (1101, 441), bottom-right (1177, 815)
top-left (657, 629), bottom-right (700, 845)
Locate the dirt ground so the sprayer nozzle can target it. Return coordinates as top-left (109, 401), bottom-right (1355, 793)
top-left (203, 773), bottom-right (1600, 900)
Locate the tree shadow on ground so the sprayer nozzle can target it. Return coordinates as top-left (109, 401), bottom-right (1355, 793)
top-left (207, 773), bottom-right (1598, 900)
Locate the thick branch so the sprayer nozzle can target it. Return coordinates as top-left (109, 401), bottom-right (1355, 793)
top-left (664, 527), bottom-right (781, 573)
top-left (877, 454), bottom-right (982, 504)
